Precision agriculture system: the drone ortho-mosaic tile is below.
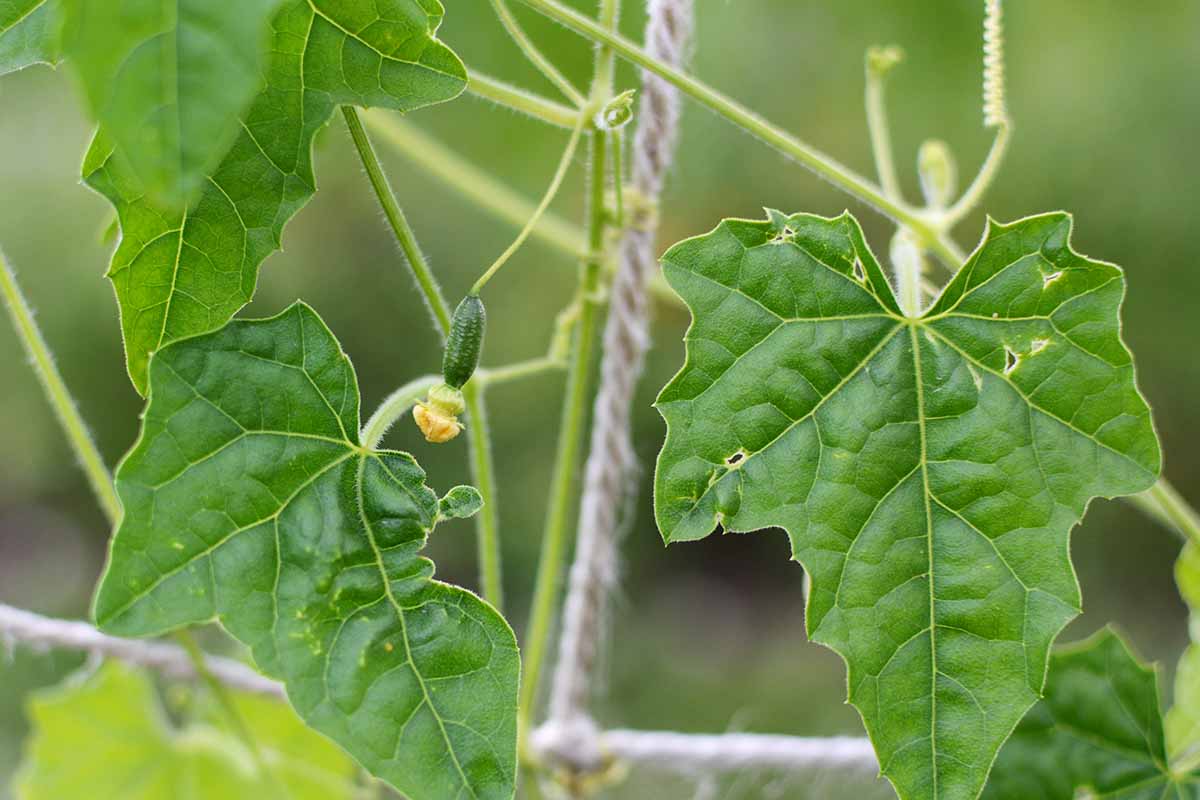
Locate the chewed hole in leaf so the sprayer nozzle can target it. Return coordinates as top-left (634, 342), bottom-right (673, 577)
top-left (726, 450), bottom-right (746, 466)
top-left (1042, 269), bottom-right (1064, 287)
top-left (1004, 346), bottom-right (1019, 375)
top-left (852, 259), bottom-right (866, 282)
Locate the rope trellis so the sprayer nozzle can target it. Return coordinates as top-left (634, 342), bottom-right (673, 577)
top-left (533, 0), bottom-right (694, 774)
top-left (0, 603), bottom-right (282, 698)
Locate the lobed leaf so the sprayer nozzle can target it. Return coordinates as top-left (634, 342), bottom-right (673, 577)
top-left (93, 303), bottom-right (518, 800)
top-left (0, 0), bottom-right (59, 75)
top-left (61, 0), bottom-right (285, 208)
top-left (15, 661), bottom-right (358, 800)
top-left (653, 210), bottom-right (1161, 800)
top-left (85, 0), bottom-right (467, 394)
top-left (982, 628), bottom-right (1200, 799)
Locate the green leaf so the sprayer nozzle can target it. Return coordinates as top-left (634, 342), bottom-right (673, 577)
top-left (0, 0), bottom-right (59, 75)
top-left (1168, 542), bottom-right (1200, 771)
top-left (61, 0), bottom-right (284, 207)
top-left (15, 661), bottom-right (358, 799)
top-left (92, 303), bottom-right (518, 800)
top-left (440, 485), bottom-right (485, 520)
top-left (982, 628), bottom-right (1200, 799)
top-left (653, 211), bottom-right (1161, 800)
top-left (85, 0), bottom-right (467, 394)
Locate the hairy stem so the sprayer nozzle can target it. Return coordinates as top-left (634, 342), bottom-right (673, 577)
top-left (463, 382), bottom-right (503, 608)
top-left (473, 114), bottom-right (587, 295)
top-left (1131, 478), bottom-right (1200, 549)
top-left (942, 124), bottom-right (1011, 227)
top-left (516, 0), bottom-right (935, 238)
top-left (520, 0), bottom-right (620, 754)
top-left (865, 51), bottom-right (903, 202)
top-left (342, 106), bottom-right (504, 611)
top-left (0, 248), bottom-right (120, 524)
top-left (361, 375), bottom-right (441, 449)
top-left (489, 0), bottom-right (586, 106)
top-left (342, 106), bottom-right (453, 333)
top-left (479, 356), bottom-right (566, 386)
top-left (363, 112), bottom-right (586, 259)
top-left (468, 71), bottom-right (584, 129)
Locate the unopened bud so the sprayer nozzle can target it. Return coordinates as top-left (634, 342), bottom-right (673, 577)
top-left (866, 45), bottom-right (904, 78)
top-left (918, 139), bottom-right (958, 210)
top-left (594, 89), bottom-right (636, 131)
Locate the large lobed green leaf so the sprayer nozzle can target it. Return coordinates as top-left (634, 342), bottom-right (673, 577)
top-left (15, 662), bottom-right (358, 799)
top-left (653, 210), bottom-right (1161, 800)
top-left (983, 628), bottom-right (1200, 799)
top-left (61, 0), bottom-right (285, 208)
top-left (93, 303), bottom-right (518, 800)
top-left (85, 0), bottom-right (467, 394)
top-left (0, 0), bottom-right (58, 74)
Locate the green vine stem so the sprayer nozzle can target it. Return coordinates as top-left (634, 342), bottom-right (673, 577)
top-left (175, 630), bottom-right (286, 798)
top-left (0, 248), bottom-right (120, 524)
top-left (468, 71), bottom-right (583, 129)
top-left (463, 381), bottom-right (503, 607)
top-left (363, 112), bottom-right (586, 258)
top-left (519, 0), bottom-right (621, 755)
top-left (340, 105), bottom-right (505, 611)
top-left (864, 46), bottom-right (904, 203)
top-left (515, 0), bottom-right (963, 267)
top-left (488, 0), bottom-right (586, 106)
top-left (361, 375), bottom-right (440, 449)
top-left (1131, 478), bottom-right (1200, 549)
top-left (472, 113), bottom-right (587, 295)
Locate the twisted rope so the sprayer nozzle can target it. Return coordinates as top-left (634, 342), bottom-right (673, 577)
top-left (538, 0), bottom-right (693, 769)
top-left (0, 603), bottom-right (283, 698)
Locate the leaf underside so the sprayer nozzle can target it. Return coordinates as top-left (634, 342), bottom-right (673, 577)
top-left (0, 0), bottom-right (59, 75)
top-left (16, 662), bottom-right (358, 800)
top-left (93, 303), bottom-right (518, 800)
top-left (983, 628), bottom-right (1200, 800)
top-left (62, 0), bottom-right (285, 208)
top-left (653, 210), bottom-right (1161, 800)
top-left (84, 0), bottom-right (467, 394)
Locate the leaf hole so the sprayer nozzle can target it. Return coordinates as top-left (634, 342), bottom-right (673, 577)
top-left (725, 450), bottom-right (745, 466)
top-left (852, 259), bottom-right (866, 283)
top-left (1042, 270), bottom-right (1063, 288)
top-left (1003, 346), bottom-right (1019, 375)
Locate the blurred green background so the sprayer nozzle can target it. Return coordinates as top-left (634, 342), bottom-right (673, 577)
top-left (1, 1), bottom-right (1198, 797)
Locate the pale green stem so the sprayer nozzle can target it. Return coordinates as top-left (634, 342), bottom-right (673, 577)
top-left (610, 128), bottom-right (625, 226)
top-left (341, 106), bottom-right (505, 611)
top-left (942, 123), bottom-right (1012, 227)
top-left (362, 112), bottom-right (683, 307)
top-left (463, 381), bottom-right (503, 608)
top-left (342, 106), bottom-right (453, 333)
top-left (176, 630), bottom-right (287, 798)
top-left (865, 59), bottom-right (902, 202)
top-left (0, 249), bottom-right (120, 524)
top-left (478, 356), bottom-right (566, 387)
top-left (519, 0), bottom-right (620, 754)
top-left (469, 71), bottom-right (584, 129)
top-left (516, 0), bottom-right (933, 237)
top-left (1131, 478), bottom-right (1200, 549)
top-left (489, 0), bottom-right (586, 106)
top-left (472, 114), bottom-right (587, 295)
top-left (361, 375), bottom-right (440, 449)
top-left (363, 112), bottom-right (586, 259)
